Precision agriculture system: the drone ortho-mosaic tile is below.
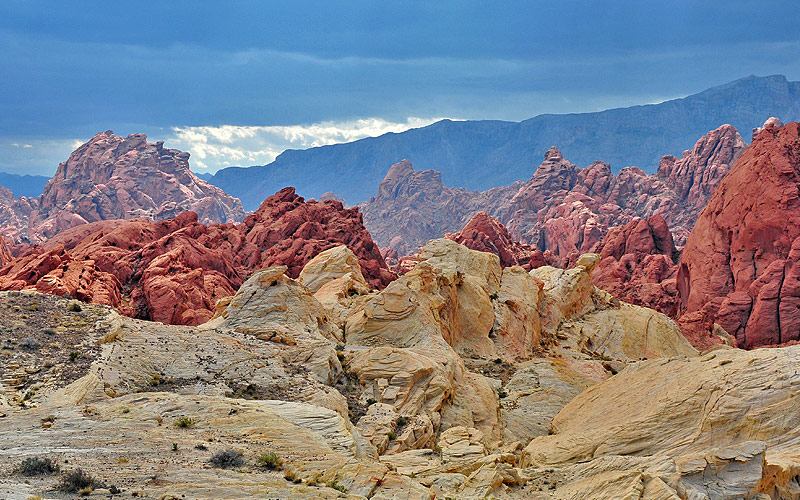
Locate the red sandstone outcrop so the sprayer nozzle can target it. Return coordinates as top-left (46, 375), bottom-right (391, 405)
top-left (0, 188), bottom-right (394, 325)
top-left (0, 131), bottom-right (245, 245)
top-left (445, 211), bottom-right (545, 270)
top-left (591, 215), bottom-right (681, 316)
top-left (678, 120), bottom-right (800, 348)
top-left (360, 125), bottom-right (746, 263)
top-left (0, 234), bottom-right (11, 266)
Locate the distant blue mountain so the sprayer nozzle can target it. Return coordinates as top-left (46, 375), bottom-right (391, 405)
top-left (194, 172), bottom-right (214, 181)
top-left (208, 75), bottom-right (800, 209)
top-left (0, 172), bottom-right (49, 198)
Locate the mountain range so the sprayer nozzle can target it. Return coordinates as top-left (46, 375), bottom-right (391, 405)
top-left (0, 172), bottom-right (49, 198)
top-left (206, 75), bottom-right (800, 208)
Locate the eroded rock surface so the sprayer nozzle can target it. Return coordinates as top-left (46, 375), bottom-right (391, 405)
top-left (0, 188), bottom-right (395, 325)
top-left (4, 237), bottom-right (795, 499)
top-left (0, 131), bottom-right (245, 245)
top-left (679, 121), bottom-right (800, 347)
top-left (361, 125), bottom-right (746, 264)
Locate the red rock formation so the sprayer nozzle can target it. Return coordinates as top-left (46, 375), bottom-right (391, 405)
top-left (0, 234), bottom-right (11, 266)
top-left (445, 211), bottom-right (544, 270)
top-left (0, 131), bottom-right (245, 245)
top-left (360, 125), bottom-right (746, 263)
top-left (0, 188), bottom-right (395, 325)
top-left (678, 120), bottom-right (800, 348)
top-left (592, 216), bottom-right (680, 316)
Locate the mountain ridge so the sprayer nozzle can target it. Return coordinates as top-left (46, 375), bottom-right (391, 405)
top-left (208, 75), bottom-right (800, 208)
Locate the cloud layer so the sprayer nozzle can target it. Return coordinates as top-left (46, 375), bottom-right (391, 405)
top-left (167, 117), bottom-right (447, 170)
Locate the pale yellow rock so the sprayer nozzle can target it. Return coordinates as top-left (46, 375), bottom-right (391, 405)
top-left (523, 348), bottom-right (800, 468)
top-left (44, 300), bottom-right (348, 417)
top-left (439, 371), bottom-right (502, 443)
top-left (501, 358), bottom-right (608, 444)
top-left (297, 244), bottom-right (367, 293)
top-left (559, 300), bottom-right (698, 362)
top-left (0, 392), bottom-right (434, 499)
top-left (530, 255), bottom-right (598, 336)
top-left (531, 254), bottom-right (697, 362)
top-left (492, 265), bottom-right (544, 361)
top-left (554, 470), bottom-right (645, 500)
top-left (347, 346), bottom-right (455, 416)
top-left (438, 426), bottom-right (488, 475)
top-left (203, 266), bottom-right (343, 383)
top-left (313, 272), bottom-right (371, 328)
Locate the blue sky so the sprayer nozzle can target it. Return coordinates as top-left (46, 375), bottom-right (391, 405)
top-left (2, 0), bottom-right (800, 176)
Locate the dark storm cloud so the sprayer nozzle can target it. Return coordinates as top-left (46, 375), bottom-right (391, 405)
top-left (1, 0), bottom-right (799, 175)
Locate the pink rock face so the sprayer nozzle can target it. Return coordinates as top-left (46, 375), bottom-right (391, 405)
top-left (592, 215), bottom-right (681, 316)
top-left (0, 187), bottom-right (395, 325)
top-left (678, 121), bottom-right (800, 347)
top-left (0, 131), bottom-right (245, 245)
top-left (0, 234), bottom-right (12, 266)
top-left (445, 211), bottom-right (543, 270)
top-left (360, 125), bottom-right (746, 264)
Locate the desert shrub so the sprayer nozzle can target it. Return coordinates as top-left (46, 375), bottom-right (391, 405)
top-left (395, 416), bottom-right (408, 427)
top-left (256, 451), bottom-right (282, 470)
top-left (15, 456), bottom-right (59, 476)
top-left (283, 468), bottom-right (301, 483)
top-left (69, 351), bottom-right (80, 362)
top-left (326, 477), bottom-right (348, 493)
top-left (174, 416), bottom-right (196, 428)
top-left (57, 468), bottom-right (95, 492)
top-left (68, 302), bottom-right (82, 312)
top-left (19, 337), bottom-right (41, 350)
top-left (210, 449), bottom-right (244, 468)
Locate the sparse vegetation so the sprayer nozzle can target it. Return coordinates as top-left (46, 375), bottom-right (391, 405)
top-left (326, 477), bottom-right (348, 493)
top-left (366, 398), bottom-right (377, 406)
top-left (395, 416), bottom-right (408, 427)
top-left (69, 351), bottom-right (80, 362)
top-left (283, 467), bottom-right (301, 483)
top-left (14, 456), bottom-right (60, 476)
top-left (257, 451), bottom-right (283, 470)
top-left (210, 449), bottom-right (244, 468)
top-left (57, 468), bottom-right (95, 493)
top-left (195, 443), bottom-right (208, 450)
top-left (489, 292), bottom-right (499, 301)
top-left (19, 336), bottom-right (41, 350)
top-left (172, 443), bottom-right (179, 451)
top-left (497, 388), bottom-right (508, 398)
top-left (174, 416), bottom-right (196, 428)
top-left (388, 431), bottom-right (397, 441)
top-left (69, 302), bottom-right (83, 312)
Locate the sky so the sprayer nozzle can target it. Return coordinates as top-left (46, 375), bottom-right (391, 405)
top-left (2, 1), bottom-right (800, 177)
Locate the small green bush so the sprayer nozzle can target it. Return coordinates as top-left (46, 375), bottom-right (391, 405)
top-left (69, 302), bottom-right (82, 312)
top-left (327, 478), bottom-right (347, 493)
top-left (174, 416), bottom-right (196, 428)
top-left (257, 451), bottom-right (283, 470)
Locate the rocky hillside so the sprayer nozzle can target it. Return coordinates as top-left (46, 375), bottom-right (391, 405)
top-left (0, 188), bottom-right (394, 325)
top-left (0, 131), bottom-right (245, 245)
top-left (2, 239), bottom-right (798, 498)
top-left (679, 119), bottom-right (800, 348)
top-left (362, 124), bottom-right (746, 260)
top-left (208, 75), bottom-right (798, 206)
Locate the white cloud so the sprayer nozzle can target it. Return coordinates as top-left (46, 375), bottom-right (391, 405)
top-left (167, 117), bottom-right (451, 171)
